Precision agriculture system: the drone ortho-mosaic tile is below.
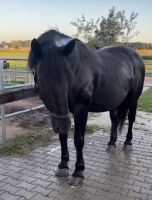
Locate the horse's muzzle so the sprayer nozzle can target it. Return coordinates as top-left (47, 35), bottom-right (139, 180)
top-left (51, 117), bottom-right (71, 134)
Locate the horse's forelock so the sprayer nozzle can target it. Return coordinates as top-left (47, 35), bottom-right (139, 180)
top-left (28, 50), bottom-right (37, 70)
top-left (28, 29), bottom-right (73, 84)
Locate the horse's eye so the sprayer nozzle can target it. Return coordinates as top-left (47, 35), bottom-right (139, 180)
top-left (33, 69), bottom-right (36, 76)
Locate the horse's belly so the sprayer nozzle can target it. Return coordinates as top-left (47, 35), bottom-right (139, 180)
top-left (89, 87), bottom-right (129, 112)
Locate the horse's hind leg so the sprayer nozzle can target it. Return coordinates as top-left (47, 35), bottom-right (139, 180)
top-left (55, 134), bottom-right (69, 177)
top-left (107, 109), bottom-right (120, 149)
top-left (124, 102), bottom-right (137, 147)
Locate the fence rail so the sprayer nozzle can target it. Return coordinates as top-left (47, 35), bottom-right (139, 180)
top-left (0, 85), bottom-right (35, 104)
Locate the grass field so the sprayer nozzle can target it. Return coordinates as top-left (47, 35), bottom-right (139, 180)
top-left (0, 48), bottom-right (29, 57)
top-left (0, 48), bottom-right (152, 73)
top-left (0, 48), bottom-right (29, 69)
top-left (138, 88), bottom-right (152, 112)
top-left (144, 60), bottom-right (152, 74)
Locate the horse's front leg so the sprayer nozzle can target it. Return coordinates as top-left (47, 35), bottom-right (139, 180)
top-left (55, 134), bottom-right (69, 177)
top-left (69, 108), bottom-right (88, 185)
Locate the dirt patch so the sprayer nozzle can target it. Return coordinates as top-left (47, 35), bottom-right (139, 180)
top-left (5, 97), bottom-right (41, 113)
top-left (1, 97), bottom-right (52, 141)
top-left (8, 108), bottom-right (51, 130)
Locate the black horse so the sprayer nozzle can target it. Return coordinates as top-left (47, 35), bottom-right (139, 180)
top-left (28, 30), bottom-right (145, 184)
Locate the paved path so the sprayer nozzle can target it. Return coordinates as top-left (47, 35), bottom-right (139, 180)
top-left (0, 111), bottom-right (152, 200)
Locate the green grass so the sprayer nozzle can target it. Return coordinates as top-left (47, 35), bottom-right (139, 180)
top-left (144, 59), bottom-right (152, 64)
top-left (138, 88), bottom-right (152, 112)
top-left (0, 128), bottom-right (51, 156)
top-left (142, 55), bottom-right (152, 60)
top-left (144, 60), bottom-right (152, 74)
top-left (0, 124), bottom-right (100, 156)
top-left (8, 61), bottom-right (28, 69)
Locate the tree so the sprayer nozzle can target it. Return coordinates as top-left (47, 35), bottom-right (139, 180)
top-left (71, 14), bottom-right (99, 47)
top-left (71, 7), bottom-right (139, 48)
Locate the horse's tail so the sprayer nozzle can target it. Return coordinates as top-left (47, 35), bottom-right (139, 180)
top-left (118, 93), bottom-right (131, 131)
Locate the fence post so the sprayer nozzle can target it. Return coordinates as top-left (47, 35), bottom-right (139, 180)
top-left (28, 71), bottom-right (33, 84)
top-left (0, 60), bottom-right (6, 144)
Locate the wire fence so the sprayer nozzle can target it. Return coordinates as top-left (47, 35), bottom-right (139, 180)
top-left (0, 57), bottom-right (44, 144)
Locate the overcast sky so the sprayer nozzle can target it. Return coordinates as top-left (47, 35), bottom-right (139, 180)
top-left (0, 0), bottom-right (152, 42)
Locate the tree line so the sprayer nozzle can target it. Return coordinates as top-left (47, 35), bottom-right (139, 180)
top-left (1, 40), bottom-right (152, 50)
top-left (0, 40), bottom-right (31, 49)
top-left (114, 42), bottom-right (152, 50)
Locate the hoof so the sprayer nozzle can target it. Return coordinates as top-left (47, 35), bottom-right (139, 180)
top-left (69, 170), bottom-right (84, 186)
top-left (124, 140), bottom-right (132, 146)
top-left (123, 144), bottom-right (132, 151)
top-left (55, 168), bottom-right (69, 177)
top-left (69, 176), bottom-right (83, 186)
top-left (106, 145), bottom-right (116, 151)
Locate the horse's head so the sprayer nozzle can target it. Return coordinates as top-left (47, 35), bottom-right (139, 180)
top-left (28, 30), bottom-right (75, 134)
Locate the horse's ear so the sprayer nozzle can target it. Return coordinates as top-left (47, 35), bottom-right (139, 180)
top-left (31, 39), bottom-right (42, 59)
top-left (57, 39), bottom-right (75, 56)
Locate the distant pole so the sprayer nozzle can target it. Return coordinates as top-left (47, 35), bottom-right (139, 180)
top-left (0, 60), bottom-right (6, 144)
